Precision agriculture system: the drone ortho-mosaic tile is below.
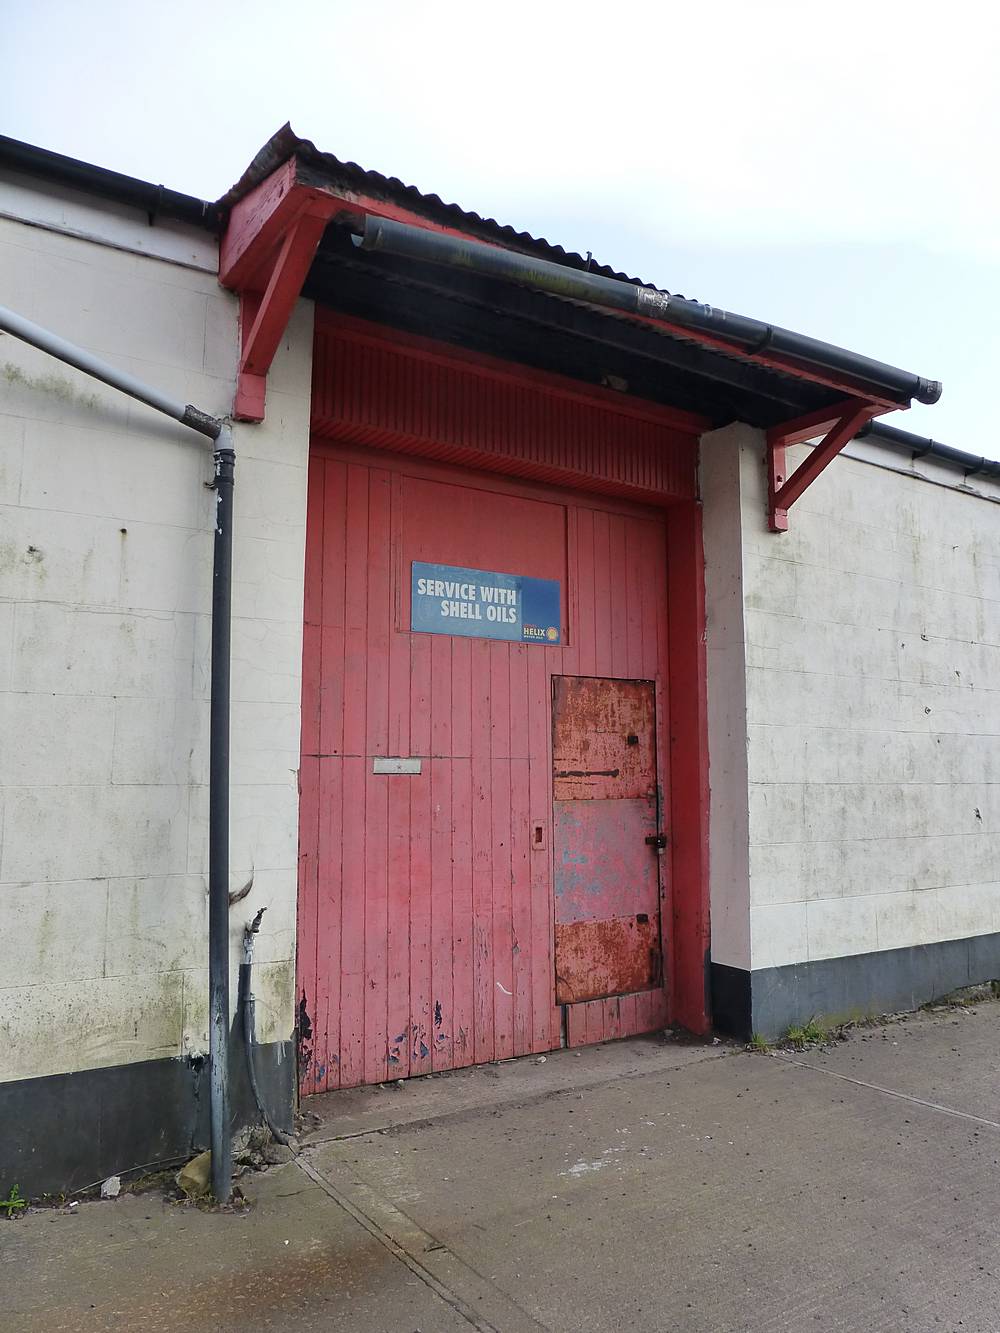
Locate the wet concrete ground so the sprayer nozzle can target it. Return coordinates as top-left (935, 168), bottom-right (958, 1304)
top-left (4, 1003), bottom-right (998, 1331)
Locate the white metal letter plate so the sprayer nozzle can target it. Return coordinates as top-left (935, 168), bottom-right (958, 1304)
top-left (372, 757), bottom-right (422, 775)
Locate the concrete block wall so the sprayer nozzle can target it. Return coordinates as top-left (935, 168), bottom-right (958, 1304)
top-left (0, 177), bottom-right (312, 1091)
top-left (700, 425), bottom-right (752, 975)
top-left (742, 435), bottom-right (1000, 971)
top-left (704, 420), bottom-right (1000, 1031)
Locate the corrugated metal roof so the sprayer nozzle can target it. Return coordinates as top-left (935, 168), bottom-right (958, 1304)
top-left (218, 123), bottom-right (670, 293)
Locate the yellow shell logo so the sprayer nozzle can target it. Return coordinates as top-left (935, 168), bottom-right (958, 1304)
top-left (546, 626), bottom-right (558, 641)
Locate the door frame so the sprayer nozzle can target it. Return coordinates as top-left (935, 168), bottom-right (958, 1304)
top-left (301, 439), bottom-right (710, 1053)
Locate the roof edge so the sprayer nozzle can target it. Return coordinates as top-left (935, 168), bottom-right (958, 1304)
top-left (216, 124), bottom-right (661, 289)
top-left (0, 135), bottom-right (218, 231)
top-left (859, 421), bottom-right (1000, 482)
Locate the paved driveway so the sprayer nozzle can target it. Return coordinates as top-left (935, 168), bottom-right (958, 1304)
top-left (5, 1004), bottom-right (998, 1331)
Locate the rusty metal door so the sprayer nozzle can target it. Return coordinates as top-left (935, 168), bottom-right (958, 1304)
top-left (552, 676), bottom-right (663, 1005)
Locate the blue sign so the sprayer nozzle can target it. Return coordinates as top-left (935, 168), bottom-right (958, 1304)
top-left (411, 562), bottom-right (561, 644)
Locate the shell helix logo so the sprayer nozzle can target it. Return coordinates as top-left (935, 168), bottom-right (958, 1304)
top-left (546, 626), bottom-right (559, 642)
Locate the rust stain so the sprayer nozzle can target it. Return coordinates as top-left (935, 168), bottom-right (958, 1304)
top-left (555, 916), bottom-right (661, 1004)
top-left (552, 676), bottom-right (656, 800)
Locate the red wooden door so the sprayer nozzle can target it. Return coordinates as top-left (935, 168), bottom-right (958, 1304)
top-left (552, 677), bottom-right (662, 1004)
top-left (298, 445), bottom-right (672, 1094)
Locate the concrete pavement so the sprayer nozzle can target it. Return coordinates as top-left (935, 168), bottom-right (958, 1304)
top-left (3, 1003), bottom-right (999, 1331)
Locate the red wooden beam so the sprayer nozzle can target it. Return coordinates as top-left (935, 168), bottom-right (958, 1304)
top-left (764, 399), bottom-right (865, 451)
top-left (666, 500), bottom-right (711, 1035)
top-left (221, 161), bottom-right (340, 421)
top-left (219, 159), bottom-right (300, 291)
top-left (232, 204), bottom-right (337, 420)
top-left (767, 401), bottom-right (877, 532)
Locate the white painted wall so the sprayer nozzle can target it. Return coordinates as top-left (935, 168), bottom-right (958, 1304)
top-left (0, 174), bottom-right (312, 1083)
top-left (705, 426), bottom-right (1000, 973)
top-left (701, 424), bottom-right (752, 972)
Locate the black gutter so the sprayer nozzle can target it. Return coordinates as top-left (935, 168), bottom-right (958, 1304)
top-left (0, 135), bottom-right (218, 231)
top-left (355, 216), bottom-right (942, 410)
top-left (860, 421), bottom-right (1000, 482)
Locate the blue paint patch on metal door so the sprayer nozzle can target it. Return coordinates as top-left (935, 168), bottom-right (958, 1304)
top-left (411, 561), bottom-right (561, 644)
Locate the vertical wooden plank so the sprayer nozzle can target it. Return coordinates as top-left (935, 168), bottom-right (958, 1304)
top-left (558, 506), bottom-right (580, 680)
top-left (491, 757), bottom-right (514, 1060)
top-left (298, 454), bottom-right (324, 1093)
top-left (430, 758), bottom-right (455, 1070)
top-left (365, 470), bottom-right (391, 758)
top-left (319, 460), bottom-right (347, 758)
top-left (527, 650), bottom-right (555, 1054)
top-left (410, 633), bottom-right (432, 759)
top-left (316, 757), bottom-right (343, 1091)
top-left (361, 466), bottom-right (391, 1084)
top-left (300, 459), bottom-right (325, 760)
top-left (296, 754), bottom-right (320, 1093)
top-left (387, 475), bottom-right (411, 760)
top-left (489, 640), bottom-right (514, 1061)
top-left (585, 999), bottom-right (606, 1046)
top-left (303, 456), bottom-right (325, 628)
top-left (609, 514), bottom-right (629, 680)
top-left (604, 996), bottom-right (623, 1043)
top-left (363, 767), bottom-right (389, 1086)
top-left (616, 993), bottom-right (638, 1039)
top-left (489, 642), bottom-right (511, 761)
top-left (319, 459), bottom-right (347, 626)
top-left (342, 465), bottom-right (370, 758)
top-left (508, 644), bottom-right (529, 759)
top-left (644, 516), bottom-right (672, 1028)
top-left (509, 755), bottom-right (532, 1055)
top-left (624, 519), bottom-right (645, 682)
top-left (409, 765), bottom-right (433, 1077)
top-left (451, 638), bottom-right (472, 759)
top-left (565, 1003), bottom-right (589, 1048)
top-left (386, 774), bottom-right (412, 1080)
top-left (339, 754), bottom-right (366, 1088)
top-left (575, 506), bottom-right (597, 677)
top-left (451, 755), bottom-right (475, 1068)
top-left (592, 509), bottom-right (614, 677)
top-left (430, 637), bottom-right (452, 758)
top-left (470, 639), bottom-right (494, 1065)
top-left (319, 632), bottom-right (345, 755)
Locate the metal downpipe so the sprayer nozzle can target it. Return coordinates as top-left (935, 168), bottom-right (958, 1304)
top-left (209, 429), bottom-right (235, 1205)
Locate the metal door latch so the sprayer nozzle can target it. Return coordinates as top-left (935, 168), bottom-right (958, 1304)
top-left (645, 833), bottom-right (668, 851)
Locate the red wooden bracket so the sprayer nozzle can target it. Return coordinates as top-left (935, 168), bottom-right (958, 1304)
top-left (219, 154), bottom-right (502, 422)
top-left (220, 163), bottom-right (340, 421)
top-left (766, 400), bottom-right (878, 532)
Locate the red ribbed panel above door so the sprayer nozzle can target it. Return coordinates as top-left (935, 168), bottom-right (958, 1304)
top-left (311, 311), bottom-right (701, 502)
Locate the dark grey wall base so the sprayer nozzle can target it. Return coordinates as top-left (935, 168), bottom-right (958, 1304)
top-left (707, 962), bottom-right (752, 1037)
top-left (712, 931), bottom-right (1000, 1041)
top-left (1, 1035), bottom-right (294, 1199)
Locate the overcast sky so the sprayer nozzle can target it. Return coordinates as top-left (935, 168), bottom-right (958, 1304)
top-left (5, 2), bottom-right (998, 453)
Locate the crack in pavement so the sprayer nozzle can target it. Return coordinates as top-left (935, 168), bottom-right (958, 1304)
top-left (295, 1151), bottom-right (547, 1333)
top-left (775, 1053), bottom-right (1000, 1130)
